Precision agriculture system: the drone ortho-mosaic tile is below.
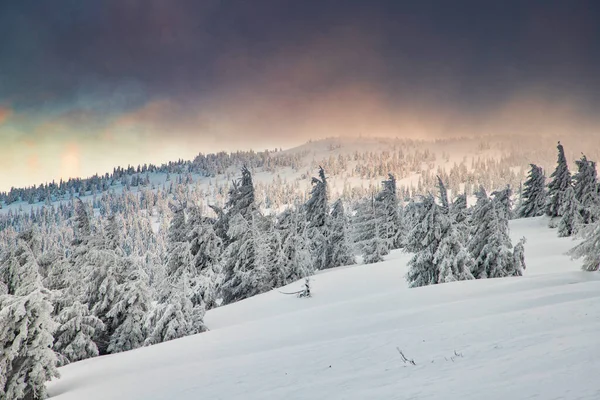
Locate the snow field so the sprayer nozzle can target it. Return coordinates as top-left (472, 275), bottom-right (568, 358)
top-left (48, 217), bottom-right (600, 399)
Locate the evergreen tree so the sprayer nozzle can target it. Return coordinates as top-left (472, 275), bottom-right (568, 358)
top-left (145, 273), bottom-right (206, 346)
top-left (573, 154), bottom-right (600, 224)
top-left (568, 222), bottom-right (600, 271)
top-left (327, 200), bottom-right (355, 268)
top-left (375, 174), bottom-right (403, 249)
top-left (436, 175), bottom-right (449, 212)
top-left (469, 189), bottom-right (522, 278)
top-left (518, 164), bottom-right (546, 218)
top-left (304, 167), bottom-right (332, 270)
top-left (0, 291), bottom-right (60, 400)
top-left (435, 222), bottom-right (475, 283)
top-left (219, 213), bottom-right (271, 304)
top-left (53, 301), bottom-right (105, 365)
top-left (450, 193), bottom-right (469, 242)
top-left (353, 196), bottom-right (388, 264)
top-left (0, 231), bottom-right (59, 400)
top-left (546, 142), bottom-right (571, 218)
top-left (557, 187), bottom-right (582, 237)
top-left (273, 209), bottom-right (313, 287)
top-left (405, 196), bottom-right (444, 287)
top-left (187, 207), bottom-right (222, 310)
top-left (513, 237), bottom-right (527, 276)
top-left (106, 268), bottom-right (151, 353)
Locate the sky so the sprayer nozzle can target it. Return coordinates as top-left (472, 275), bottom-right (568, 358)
top-left (1, 0), bottom-right (600, 190)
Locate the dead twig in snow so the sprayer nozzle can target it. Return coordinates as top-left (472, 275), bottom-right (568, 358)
top-left (396, 347), bottom-right (416, 366)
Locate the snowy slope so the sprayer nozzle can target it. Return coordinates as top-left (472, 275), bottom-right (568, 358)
top-left (47, 217), bottom-right (600, 400)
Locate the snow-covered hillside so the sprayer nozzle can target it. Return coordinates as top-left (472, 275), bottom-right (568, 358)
top-left (47, 217), bottom-right (600, 400)
top-left (4, 134), bottom-right (591, 225)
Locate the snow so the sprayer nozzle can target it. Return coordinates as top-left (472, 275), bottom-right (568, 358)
top-left (48, 216), bottom-right (600, 399)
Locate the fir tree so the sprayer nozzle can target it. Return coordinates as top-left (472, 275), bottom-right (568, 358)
top-left (375, 174), bottom-right (403, 249)
top-left (187, 207), bottom-right (222, 310)
top-left (469, 189), bottom-right (522, 278)
top-left (435, 222), bottom-right (475, 283)
top-left (568, 222), bottom-right (600, 271)
top-left (53, 301), bottom-right (105, 365)
top-left (273, 209), bottom-right (313, 287)
top-left (304, 167), bottom-right (332, 270)
top-left (546, 142), bottom-right (571, 218)
top-left (573, 154), bottom-right (600, 224)
top-left (327, 199), bottom-right (355, 268)
top-left (145, 273), bottom-right (207, 346)
top-left (0, 231), bottom-right (59, 400)
top-left (219, 212), bottom-right (271, 304)
top-left (405, 196), bottom-right (443, 287)
top-left (106, 268), bottom-right (151, 353)
top-left (353, 196), bottom-right (388, 264)
top-left (557, 187), bottom-right (582, 237)
top-left (436, 175), bottom-right (449, 212)
top-left (518, 164), bottom-right (546, 218)
top-left (0, 290), bottom-right (60, 400)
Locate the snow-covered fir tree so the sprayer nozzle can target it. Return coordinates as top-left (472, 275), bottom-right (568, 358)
top-left (186, 206), bottom-right (222, 310)
top-left (546, 141), bottom-right (571, 218)
top-left (304, 167), bottom-right (332, 270)
top-left (557, 186), bottom-right (582, 237)
top-left (405, 194), bottom-right (475, 287)
top-left (272, 209), bottom-right (314, 287)
top-left (405, 196), bottom-right (443, 287)
top-left (326, 199), bottom-right (355, 268)
top-left (53, 301), bottom-right (105, 365)
top-left (106, 268), bottom-right (151, 353)
top-left (449, 193), bottom-right (469, 241)
top-left (375, 174), bottom-right (403, 249)
top-left (518, 164), bottom-right (546, 218)
top-left (353, 196), bottom-right (388, 264)
top-left (219, 212), bottom-right (271, 305)
top-left (573, 154), bottom-right (600, 225)
top-left (468, 189), bottom-right (522, 278)
top-left (145, 272), bottom-right (207, 346)
top-left (0, 231), bottom-right (59, 400)
top-left (435, 221), bottom-right (475, 283)
top-left (436, 175), bottom-right (449, 212)
top-left (568, 222), bottom-right (600, 271)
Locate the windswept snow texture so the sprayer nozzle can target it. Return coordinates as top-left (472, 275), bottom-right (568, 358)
top-left (48, 217), bottom-right (600, 400)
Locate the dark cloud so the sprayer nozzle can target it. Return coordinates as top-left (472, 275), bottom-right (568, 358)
top-left (1, 0), bottom-right (600, 188)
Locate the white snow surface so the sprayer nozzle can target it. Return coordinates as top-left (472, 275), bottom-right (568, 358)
top-left (48, 216), bottom-right (600, 400)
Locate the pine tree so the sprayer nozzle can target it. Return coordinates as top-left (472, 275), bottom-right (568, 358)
top-left (436, 175), bottom-right (449, 212)
top-left (0, 232), bottom-right (59, 400)
top-left (435, 222), bottom-right (475, 283)
top-left (568, 222), bottom-right (600, 271)
top-left (469, 189), bottom-right (522, 278)
top-left (375, 174), bottom-right (403, 249)
top-left (518, 164), bottom-right (546, 218)
top-left (107, 268), bottom-right (151, 353)
top-left (327, 200), bottom-right (355, 268)
top-left (546, 141), bottom-right (571, 218)
top-left (0, 290), bottom-right (60, 400)
top-left (145, 273), bottom-right (207, 346)
top-left (187, 208), bottom-right (222, 310)
top-left (353, 196), bottom-right (388, 264)
top-left (405, 196), bottom-right (443, 287)
top-left (273, 209), bottom-right (314, 287)
top-left (304, 167), bottom-right (331, 270)
top-left (219, 212), bottom-right (270, 304)
top-left (557, 187), bottom-right (582, 237)
top-left (450, 193), bottom-right (469, 242)
top-left (53, 301), bottom-right (105, 365)
top-left (573, 154), bottom-right (600, 224)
